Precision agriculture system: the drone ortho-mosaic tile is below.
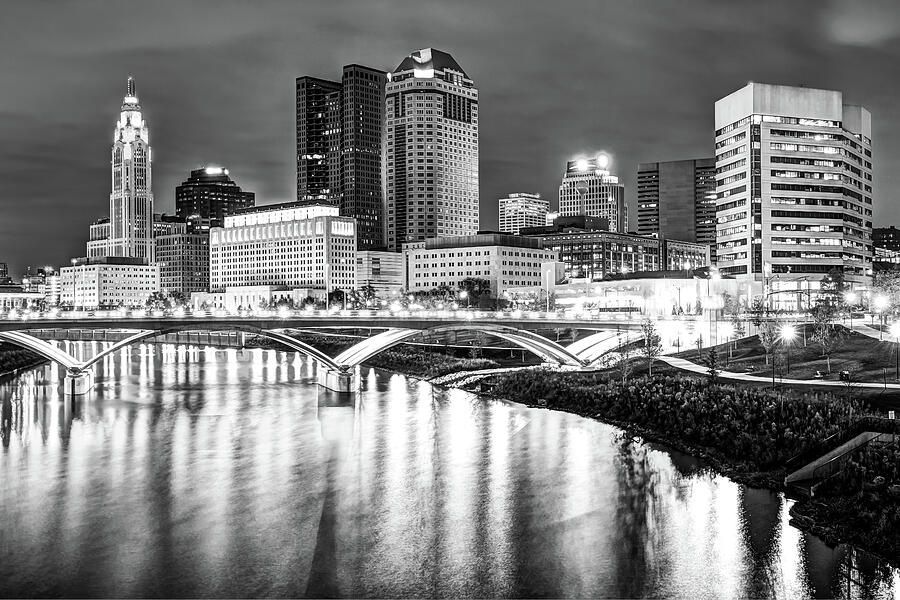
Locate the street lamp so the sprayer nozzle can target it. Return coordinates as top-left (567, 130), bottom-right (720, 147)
top-left (69, 258), bottom-right (77, 311)
top-left (780, 323), bottom-right (797, 375)
top-left (845, 291), bottom-right (858, 329)
top-left (875, 295), bottom-right (889, 339)
top-left (891, 321), bottom-right (900, 379)
top-left (459, 290), bottom-right (469, 309)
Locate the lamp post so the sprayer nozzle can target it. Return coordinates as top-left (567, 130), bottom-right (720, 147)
top-left (875, 295), bottom-right (889, 340)
top-left (460, 290), bottom-right (469, 309)
top-left (69, 258), bottom-right (77, 311)
top-left (844, 291), bottom-right (858, 330)
top-left (780, 323), bottom-right (797, 376)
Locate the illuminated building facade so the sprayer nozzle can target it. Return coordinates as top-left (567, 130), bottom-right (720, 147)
top-left (60, 257), bottom-right (160, 309)
top-left (403, 233), bottom-right (557, 298)
top-left (104, 76), bottom-right (154, 262)
top-left (558, 156), bottom-right (627, 233)
top-left (385, 48), bottom-right (479, 251)
top-left (714, 83), bottom-right (873, 292)
top-left (637, 158), bottom-right (717, 259)
top-left (156, 233), bottom-right (209, 296)
top-left (209, 202), bottom-right (356, 293)
top-left (498, 193), bottom-right (548, 235)
top-left (175, 167), bottom-right (255, 229)
top-left (296, 66), bottom-right (386, 249)
top-left (356, 250), bottom-right (404, 295)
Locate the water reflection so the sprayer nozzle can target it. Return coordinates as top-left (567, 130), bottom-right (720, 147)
top-left (0, 342), bottom-right (897, 598)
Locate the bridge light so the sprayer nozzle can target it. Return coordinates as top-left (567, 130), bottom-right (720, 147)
top-left (277, 306), bottom-right (291, 319)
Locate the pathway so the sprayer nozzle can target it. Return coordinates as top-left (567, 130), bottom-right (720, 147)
top-left (658, 355), bottom-right (900, 390)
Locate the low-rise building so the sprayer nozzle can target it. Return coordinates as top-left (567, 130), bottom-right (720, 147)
top-left (209, 202), bottom-right (356, 296)
top-left (403, 233), bottom-right (558, 298)
top-left (191, 285), bottom-right (323, 312)
top-left (60, 257), bottom-right (160, 309)
top-left (356, 250), bottom-right (404, 295)
top-left (0, 285), bottom-right (44, 311)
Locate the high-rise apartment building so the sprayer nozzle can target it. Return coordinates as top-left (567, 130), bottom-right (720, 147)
top-left (636, 158), bottom-right (717, 258)
top-left (714, 83), bottom-right (873, 293)
top-left (296, 66), bottom-right (386, 249)
top-left (385, 48), bottom-right (479, 251)
top-left (498, 193), bottom-right (548, 235)
top-left (557, 156), bottom-right (627, 233)
top-left (175, 167), bottom-right (255, 228)
top-left (156, 232), bottom-right (210, 296)
top-left (105, 77), bottom-right (154, 261)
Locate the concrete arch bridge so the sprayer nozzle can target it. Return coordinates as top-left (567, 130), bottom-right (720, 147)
top-left (0, 315), bottom-right (644, 394)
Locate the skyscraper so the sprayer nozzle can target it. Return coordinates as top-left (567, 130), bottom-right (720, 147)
top-left (714, 83), bottom-right (873, 293)
top-left (498, 193), bottom-right (548, 235)
top-left (557, 156), bottom-right (626, 233)
top-left (175, 166), bottom-right (255, 229)
top-left (106, 76), bottom-right (154, 261)
top-left (636, 158), bottom-right (716, 257)
top-left (296, 66), bottom-right (386, 249)
top-left (385, 48), bottom-right (479, 251)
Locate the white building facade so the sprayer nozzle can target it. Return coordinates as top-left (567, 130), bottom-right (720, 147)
top-left (714, 83), bottom-right (873, 298)
top-left (99, 77), bottom-right (154, 261)
top-left (385, 48), bottom-right (479, 251)
top-left (356, 250), bottom-right (404, 295)
top-left (498, 193), bottom-right (548, 235)
top-left (558, 156), bottom-right (627, 233)
top-left (403, 233), bottom-right (558, 298)
top-left (60, 258), bottom-right (160, 309)
top-left (209, 202), bottom-right (356, 293)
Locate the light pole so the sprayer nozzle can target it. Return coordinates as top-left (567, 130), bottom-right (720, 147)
top-left (875, 295), bottom-right (889, 339)
top-left (459, 290), bottom-right (469, 309)
top-left (69, 258), bottom-right (77, 311)
top-left (844, 291), bottom-right (858, 330)
top-left (780, 323), bottom-right (797, 376)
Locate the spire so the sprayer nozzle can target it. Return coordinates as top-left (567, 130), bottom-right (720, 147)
top-left (122, 75), bottom-right (140, 110)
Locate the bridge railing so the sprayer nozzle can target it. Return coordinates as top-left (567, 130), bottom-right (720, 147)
top-left (4, 306), bottom-right (645, 324)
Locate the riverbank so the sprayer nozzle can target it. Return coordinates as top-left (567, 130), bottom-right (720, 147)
top-left (479, 368), bottom-right (900, 565)
top-left (0, 344), bottom-right (46, 380)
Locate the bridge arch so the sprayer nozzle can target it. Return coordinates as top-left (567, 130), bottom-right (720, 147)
top-left (334, 324), bottom-right (585, 369)
top-left (1, 325), bottom-right (343, 374)
top-left (0, 331), bottom-right (81, 372)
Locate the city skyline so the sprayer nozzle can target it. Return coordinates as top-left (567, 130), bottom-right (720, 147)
top-left (3, 1), bottom-right (900, 276)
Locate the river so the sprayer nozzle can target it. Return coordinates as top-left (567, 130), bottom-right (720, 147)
top-left (0, 341), bottom-right (898, 598)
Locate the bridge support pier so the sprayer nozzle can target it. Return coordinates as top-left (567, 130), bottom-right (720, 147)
top-left (317, 367), bottom-right (356, 393)
top-left (64, 370), bottom-right (93, 396)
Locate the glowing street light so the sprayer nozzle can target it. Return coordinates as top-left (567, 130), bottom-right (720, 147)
top-left (780, 323), bottom-right (797, 374)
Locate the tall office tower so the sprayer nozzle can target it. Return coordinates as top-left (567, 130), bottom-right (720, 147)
top-left (557, 156), bottom-right (627, 233)
top-left (296, 77), bottom-right (341, 203)
top-left (175, 167), bottom-right (255, 228)
top-left (714, 83), bottom-right (873, 293)
top-left (636, 158), bottom-right (717, 258)
top-left (296, 66), bottom-right (386, 249)
top-left (385, 48), bottom-right (479, 251)
top-left (498, 193), bottom-right (548, 235)
top-left (106, 76), bottom-right (154, 261)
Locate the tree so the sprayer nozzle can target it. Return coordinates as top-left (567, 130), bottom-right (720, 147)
top-left (615, 344), bottom-right (635, 383)
top-left (167, 291), bottom-right (187, 308)
top-left (694, 298), bottom-right (703, 316)
top-left (458, 277), bottom-right (491, 302)
top-left (758, 319), bottom-right (779, 366)
top-left (812, 304), bottom-right (847, 373)
top-left (818, 268), bottom-right (848, 309)
top-left (873, 269), bottom-right (900, 310)
top-left (640, 318), bottom-right (663, 376)
top-left (145, 291), bottom-right (168, 310)
top-left (703, 348), bottom-right (720, 385)
top-left (749, 297), bottom-right (766, 330)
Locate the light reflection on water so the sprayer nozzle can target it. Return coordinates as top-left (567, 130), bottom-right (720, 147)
top-left (0, 341), bottom-right (897, 598)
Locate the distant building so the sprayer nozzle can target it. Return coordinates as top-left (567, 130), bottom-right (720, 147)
top-left (403, 233), bottom-right (557, 298)
top-left (296, 65), bottom-right (386, 249)
top-left (874, 226), bottom-right (900, 252)
top-left (637, 158), bottom-right (716, 258)
top-left (175, 167), bottom-right (255, 229)
top-left (356, 251), bottom-right (404, 295)
top-left (386, 48), bottom-right (479, 250)
top-left (521, 219), bottom-right (708, 281)
top-left (60, 257), bottom-right (159, 309)
top-left (21, 267), bottom-right (61, 306)
top-left (156, 233), bottom-right (209, 297)
top-left (714, 82), bottom-right (873, 293)
top-left (558, 156), bottom-right (627, 233)
top-left (0, 262), bottom-right (9, 284)
top-left (498, 193), bottom-right (548, 235)
top-left (208, 202), bottom-right (356, 294)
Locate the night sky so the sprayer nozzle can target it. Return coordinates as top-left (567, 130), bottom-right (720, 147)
top-left (1, 0), bottom-right (899, 277)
